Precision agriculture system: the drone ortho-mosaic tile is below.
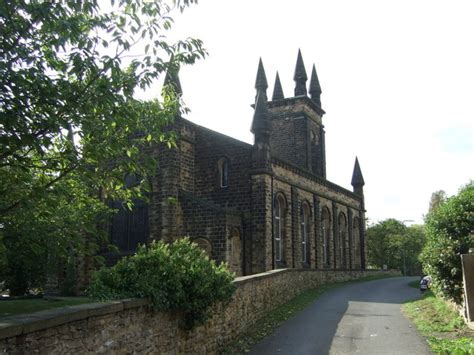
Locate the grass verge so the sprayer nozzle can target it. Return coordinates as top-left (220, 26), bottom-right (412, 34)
top-left (222, 274), bottom-right (398, 354)
top-left (0, 297), bottom-right (92, 318)
top-left (402, 291), bottom-right (474, 354)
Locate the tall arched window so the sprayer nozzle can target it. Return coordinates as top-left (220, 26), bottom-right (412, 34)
top-left (321, 207), bottom-right (331, 267)
top-left (218, 158), bottom-right (229, 188)
top-left (338, 213), bottom-right (347, 268)
top-left (301, 202), bottom-right (310, 263)
top-left (274, 194), bottom-right (286, 263)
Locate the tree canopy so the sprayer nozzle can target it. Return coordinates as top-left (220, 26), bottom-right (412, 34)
top-left (0, 0), bottom-right (206, 295)
top-left (366, 219), bottom-right (425, 275)
top-left (1, 0), bottom-right (205, 215)
top-left (421, 181), bottom-right (474, 304)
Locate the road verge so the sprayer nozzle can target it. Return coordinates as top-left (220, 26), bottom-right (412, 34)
top-left (402, 289), bottom-right (474, 354)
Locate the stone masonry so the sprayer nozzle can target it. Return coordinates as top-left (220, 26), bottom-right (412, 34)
top-left (109, 50), bottom-right (367, 277)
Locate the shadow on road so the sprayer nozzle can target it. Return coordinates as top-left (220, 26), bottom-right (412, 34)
top-left (249, 276), bottom-right (427, 355)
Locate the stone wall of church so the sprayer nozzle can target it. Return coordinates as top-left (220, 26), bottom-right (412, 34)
top-left (269, 158), bottom-right (365, 271)
top-left (148, 119), bottom-right (252, 265)
top-left (178, 190), bottom-right (242, 267)
top-left (268, 97), bottom-right (325, 175)
top-left (270, 115), bottom-right (308, 169)
top-left (192, 124), bottom-right (253, 211)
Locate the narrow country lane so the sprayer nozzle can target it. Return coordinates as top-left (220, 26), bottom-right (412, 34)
top-left (249, 276), bottom-right (432, 355)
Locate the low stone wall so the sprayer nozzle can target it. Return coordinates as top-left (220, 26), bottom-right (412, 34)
top-left (0, 269), bottom-right (399, 354)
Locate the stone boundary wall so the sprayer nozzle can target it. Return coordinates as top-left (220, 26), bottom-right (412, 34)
top-left (0, 269), bottom-right (400, 354)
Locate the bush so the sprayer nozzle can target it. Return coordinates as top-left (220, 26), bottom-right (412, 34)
top-left (420, 182), bottom-right (474, 304)
top-left (88, 238), bottom-right (236, 329)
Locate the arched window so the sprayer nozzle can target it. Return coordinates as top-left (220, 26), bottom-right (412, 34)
top-left (193, 238), bottom-right (212, 257)
top-left (338, 213), bottom-right (348, 268)
top-left (301, 202), bottom-right (310, 263)
top-left (218, 158), bottom-right (229, 188)
top-left (321, 207), bottom-right (331, 267)
top-left (274, 194), bottom-right (286, 263)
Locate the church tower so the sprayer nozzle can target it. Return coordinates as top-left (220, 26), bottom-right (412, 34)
top-left (266, 50), bottom-right (327, 177)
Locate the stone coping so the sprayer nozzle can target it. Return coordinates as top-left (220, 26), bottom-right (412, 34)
top-left (233, 267), bottom-right (377, 285)
top-left (0, 298), bottom-right (150, 340)
top-left (234, 268), bottom-right (287, 285)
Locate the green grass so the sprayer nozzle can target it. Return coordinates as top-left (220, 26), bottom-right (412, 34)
top-left (403, 291), bottom-right (474, 354)
top-left (0, 297), bottom-right (93, 318)
top-left (223, 274), bottom-right (398, 354)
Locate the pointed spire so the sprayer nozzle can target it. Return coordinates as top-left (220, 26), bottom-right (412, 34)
top-left (251, 91), bottom-right (270, 134)
top-left (164, 65), bottom-right (182, 96)
top-left (293, 49), bottom-right (308, 96)
top-left (351, 157), bottom-right (365, 187)
top-left (272, 72), bottom-right (284, 101)
top-left (255, 58), bottom-right (268, 100)
top-left (309, 64), bottom-right (322, 107)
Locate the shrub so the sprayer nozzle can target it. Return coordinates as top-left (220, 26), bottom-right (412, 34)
top-left (88, 238), bottom-right (236, 329)
top-left (420, 182), bottom-right (474, 304)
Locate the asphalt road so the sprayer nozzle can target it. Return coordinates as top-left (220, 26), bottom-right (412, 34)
top-left (249, 276), bottom-right (432, 355)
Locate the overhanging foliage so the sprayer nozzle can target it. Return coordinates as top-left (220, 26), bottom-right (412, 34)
top-left (421, 181), bottom-right (474, 304)
top-left (0, 0), bottom-right (206, 295)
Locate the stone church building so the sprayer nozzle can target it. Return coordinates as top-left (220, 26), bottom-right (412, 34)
top-left (110, 50), bottom-right (367, 276)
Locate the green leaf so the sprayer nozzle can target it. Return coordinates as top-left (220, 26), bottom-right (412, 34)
top-left (0, 0), bottom-right (206, 296)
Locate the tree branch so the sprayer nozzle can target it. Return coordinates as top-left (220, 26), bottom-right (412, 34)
top-left (0, 162), bottom-right (78, 216)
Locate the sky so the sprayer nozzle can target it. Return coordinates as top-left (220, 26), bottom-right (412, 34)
top-left (141, 0), bottom-right (474, 225)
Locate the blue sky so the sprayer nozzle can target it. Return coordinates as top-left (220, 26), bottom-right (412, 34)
top-left (139, 0), bottom-right (474, 225)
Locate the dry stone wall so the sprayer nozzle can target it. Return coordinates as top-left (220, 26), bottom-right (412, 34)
top-left (0, 269), bottom-right (399, 354)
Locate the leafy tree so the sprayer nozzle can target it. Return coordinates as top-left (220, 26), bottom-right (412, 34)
top-left (0, 0), bottom-right (206, 295)
top-left (89, 238), bottom-right (236, 330)
top-left (367, 219), bottom-right (406, 269)
top-left (428, 190), bottom-right (447, 214)
top-left (1, 0), bottom-right (205, 215)
top-left (0, 171), bottom-right (110, 295)
top-left (421, 182), bottom-right (474, 304)
top-left (367, 219), bottom-right (425, 275)
top-left (403, 225), bottom-right (426, 275)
